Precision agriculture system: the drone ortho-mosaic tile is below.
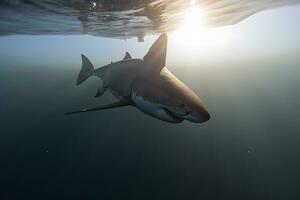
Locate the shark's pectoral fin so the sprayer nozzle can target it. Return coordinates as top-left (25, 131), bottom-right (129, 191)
top-left (95, 86), bottom-right (107, 98)
top-left (65, 98), bottom-right (133, 115)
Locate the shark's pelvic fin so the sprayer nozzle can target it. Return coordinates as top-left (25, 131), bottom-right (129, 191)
top-left (65, 98), bottom-right (133, 115)
top-left (95, 86), bottom-right (107, 98)
top-left (143, 33), bottom-right (167, 72)
top-left (123, 52), bottom-right (132, 60)
top-left (77, 54), bottom-right (94, 85)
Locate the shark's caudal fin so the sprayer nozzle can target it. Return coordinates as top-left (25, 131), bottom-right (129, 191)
top-left (143, 33), bottom-right (167, 73)
top-left (77, 55), bottom-right (94, 85)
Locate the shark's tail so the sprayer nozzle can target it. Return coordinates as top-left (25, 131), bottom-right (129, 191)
top-left (77, 54), bottom-right (94, 85)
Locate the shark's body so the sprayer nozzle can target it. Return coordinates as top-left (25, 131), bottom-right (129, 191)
top-left (67, 33), bottom-right (210, 123)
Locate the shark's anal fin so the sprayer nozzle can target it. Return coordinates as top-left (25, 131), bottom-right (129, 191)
top-left (65, 98), bottom-right (132, 115)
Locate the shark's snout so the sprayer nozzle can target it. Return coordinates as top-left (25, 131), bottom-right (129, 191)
top-left (185, 109), bottom-right (211, 123)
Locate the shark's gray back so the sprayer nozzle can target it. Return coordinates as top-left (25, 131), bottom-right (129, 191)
top-left (94, 59), bottom-right (143, 97)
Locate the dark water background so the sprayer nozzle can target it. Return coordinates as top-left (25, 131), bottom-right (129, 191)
top-left (1, 41), bottom-right (300, 199)
top-left (0, 1), bottom-right (300, 200)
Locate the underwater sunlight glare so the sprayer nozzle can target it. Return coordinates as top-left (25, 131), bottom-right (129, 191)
top-left (171, 0), bottom-right (233, 49)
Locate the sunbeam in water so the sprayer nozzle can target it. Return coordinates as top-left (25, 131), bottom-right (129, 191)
top-left (171, 0), bottom-right (233, 48)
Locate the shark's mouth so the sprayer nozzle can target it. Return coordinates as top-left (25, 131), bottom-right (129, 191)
top-left (162, 108), bottom-right (184, 122)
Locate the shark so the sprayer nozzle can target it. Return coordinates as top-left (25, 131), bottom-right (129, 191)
top-left (66, 33), bottom-right (210, 123)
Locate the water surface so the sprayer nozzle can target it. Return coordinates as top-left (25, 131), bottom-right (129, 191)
top-left (1, 0), bottom-right (299, 40)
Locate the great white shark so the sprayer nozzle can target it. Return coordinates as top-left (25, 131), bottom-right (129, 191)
top-left (66, 33), bottom-right (210, 123)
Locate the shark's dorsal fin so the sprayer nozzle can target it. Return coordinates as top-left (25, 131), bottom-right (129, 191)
top-left (143, 33), bottom-right (167, 72)
top-left (123, 52), bottom-right (132, 60)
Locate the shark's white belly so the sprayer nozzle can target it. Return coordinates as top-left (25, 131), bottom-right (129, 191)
top-left (131, 91), bottom-right (183, 123)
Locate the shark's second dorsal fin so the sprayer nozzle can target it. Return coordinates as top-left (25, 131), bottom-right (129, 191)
top-left (143, 33), bottom-right (167, 72)
top-left (123, 52), bottom-right (132, 60)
